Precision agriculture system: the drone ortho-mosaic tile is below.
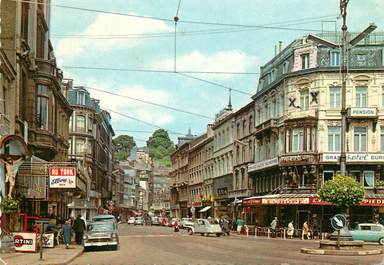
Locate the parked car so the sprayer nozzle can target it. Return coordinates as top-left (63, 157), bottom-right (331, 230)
top-left (134, 216), bottom-right (144, 226)
top-left (188, 218), bottom-right (223, 237)
top-left (83, 221), bottom-right (119, 251)
top-left (181, 218), bottom-right (194, 229)
top-left (350, 223), bottom-right (384, 245)
top-left (128, 217), bottom-right (136, 225)
top-left (92, 214), bottom-right (117, 224)
top-left (151, 216), bottom-right (160, 225)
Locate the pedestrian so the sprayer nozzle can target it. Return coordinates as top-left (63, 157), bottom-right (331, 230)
top-left (219, 216), bottom-right (224, 230)
top-left (270, 217), bottom-right (278, 238)
top-left (223, 218), bottom-right (230, 236)
top-left (302, 221), bottom-right (310, 240)
top-left (232, 218), bottom-right (237, 232)
top-left (62, 219), bottom-right (73, 249)
top-left (287, 221), bottom-right (294, 239)
top-left (73, 214), bottom-right (86, 245)
top-left (174, 218), bottom-right (180, 232)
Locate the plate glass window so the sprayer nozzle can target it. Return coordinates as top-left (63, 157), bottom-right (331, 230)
top-left (363, 171), bottom-right (374, 188)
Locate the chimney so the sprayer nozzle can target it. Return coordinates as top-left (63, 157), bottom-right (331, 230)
top-left (279, 41), bottom-right (283, 53)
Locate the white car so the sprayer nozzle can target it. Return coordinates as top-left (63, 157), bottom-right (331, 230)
top-left (181, 218), bottom-right (194, 229)
top-left (128, 217), bottom-right (135, 225)
top-left (188, 219), bottom-right (223, 237)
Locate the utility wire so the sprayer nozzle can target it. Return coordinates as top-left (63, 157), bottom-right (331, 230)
top-left (177, 72), bottom-right (252, 96)
top-left (104, 108), bottom-right (185, 135)
top-left (14, 0), bottom-right (329, 32)
top-left (61, 66), bottom-right (260, 75)
top-left (83, 86), bottom-right (213, 120)
top-left (114, 130), bottom-right (185, 136)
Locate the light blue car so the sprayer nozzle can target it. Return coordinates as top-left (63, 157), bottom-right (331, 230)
top-left (350, 223), bottom-right (384, 245)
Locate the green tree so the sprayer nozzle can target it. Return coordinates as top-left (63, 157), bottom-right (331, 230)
top-left (146, 129), bottom-right (175, 166)
top-left (318, 175), bottom-right (365, 211)
top-left (113, 135), bottom-right (136, 161)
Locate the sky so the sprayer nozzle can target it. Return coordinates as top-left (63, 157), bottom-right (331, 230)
top-left (50, 0), bottom-right (384, 146)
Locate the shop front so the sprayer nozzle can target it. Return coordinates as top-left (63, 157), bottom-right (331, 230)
top-left (213, 174), bottom-right (232, 218)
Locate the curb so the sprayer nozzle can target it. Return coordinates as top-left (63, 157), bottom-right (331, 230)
top-left (301, 247), bottom-right (383, 256)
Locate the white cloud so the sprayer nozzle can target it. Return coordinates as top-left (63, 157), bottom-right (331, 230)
top-left (55, 13), bottom-right (172, 65)
top-left (151, 50), bottom-right (259, 79)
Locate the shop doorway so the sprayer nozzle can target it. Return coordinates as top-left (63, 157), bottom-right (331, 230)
top-left (296, 210), bottom-right (310, 230)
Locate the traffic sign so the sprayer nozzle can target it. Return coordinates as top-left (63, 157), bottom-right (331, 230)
top-left (331, 214), bottom-right (346, 230)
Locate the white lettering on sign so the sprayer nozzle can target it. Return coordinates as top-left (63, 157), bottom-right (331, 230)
top-left (49, 167), bottom-right (76, 177)
top-left (322, 153), bottom-right (384, 163)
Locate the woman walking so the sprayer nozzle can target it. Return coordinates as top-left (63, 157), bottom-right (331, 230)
top-left (62, 219), bottom-right (73, 249)
top-left (287, 221), bottom-right (294, 239)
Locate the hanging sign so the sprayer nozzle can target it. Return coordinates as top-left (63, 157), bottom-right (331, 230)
top-left (49, 167), bottom-right (76, 188)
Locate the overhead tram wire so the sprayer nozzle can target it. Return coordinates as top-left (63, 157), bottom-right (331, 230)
top-left (114, 130), bottom-right (185, 136)
top-left (61, 66), bottom-right (260, 75)
top-left (104, 108), bottom-right (185, 136)
top-left (15, 0), bottom-right (331, 33)
top-left (83, 86), bottom-right (213, 120)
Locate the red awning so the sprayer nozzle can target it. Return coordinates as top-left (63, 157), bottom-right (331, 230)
top-left (242, 194), bottom-right (384, 207)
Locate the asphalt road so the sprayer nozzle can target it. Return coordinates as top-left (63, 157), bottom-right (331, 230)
top-left (69, 224), bottom-right (384, 265)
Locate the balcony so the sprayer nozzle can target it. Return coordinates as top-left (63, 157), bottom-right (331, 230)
top-left (35, 58), bottom-right (61, 80)
top-left (255, 118), bottom-right (278, 138)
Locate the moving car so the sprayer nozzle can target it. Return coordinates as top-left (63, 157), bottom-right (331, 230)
top-left (188, 218), bottom-right (223, 237)
top-left (151, 216), bottom-right (160, 225)
top-left (83, 221), bottom-right (119, 251)
top-left (134, 216), bottom-right (144, 225)
top-left (350, 223), bottom-right (384, 245)
top-left (128, 217), bottom-right (136, 225)
top-left (181, 218), bottom-right (194, 229)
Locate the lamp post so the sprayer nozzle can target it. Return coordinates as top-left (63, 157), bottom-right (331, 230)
top-left (307, 0), bottom-right (376, 176)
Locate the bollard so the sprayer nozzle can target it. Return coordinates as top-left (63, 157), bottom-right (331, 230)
top-left (255, 227), bottom-right (257, 238)
top-left (283, 229), bottom-right (286, 240)
top-left (267, 228), bottom-right (270, 238)
top-left (246, 226), bottom-right (249, 237)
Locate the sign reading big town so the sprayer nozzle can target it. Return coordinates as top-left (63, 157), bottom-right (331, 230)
top-left (322, 153), bottom-right (384, 163)
top-left (49, 167), bottom-right (76, 188)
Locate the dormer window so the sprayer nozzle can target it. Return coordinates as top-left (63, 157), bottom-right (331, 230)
top-left (78, 91), bottom-right (85, 105)
top-left (301, 53), bottom-right (310, 69)
top-left (282, 61), bottom-right (289, 74)
top-left (330, 51), bottom-right (340, 66)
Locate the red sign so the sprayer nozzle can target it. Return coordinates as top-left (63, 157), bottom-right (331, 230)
top-left (192, 202), bottom-right (202, 207)
top-left (262, 197), bottom-right (309, 205)
top-left (242, 199), bottom-right (261, 206)
top-left (49, 167), bottom-right (76, 177)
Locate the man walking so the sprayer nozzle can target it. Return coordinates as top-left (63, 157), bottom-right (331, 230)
top-left (73, 214), bottom-right (86, 245)
top-left (270, 217), bottom-right (278, 238)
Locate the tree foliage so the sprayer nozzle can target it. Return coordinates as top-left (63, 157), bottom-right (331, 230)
top-left (113, 135), bottom-right (136, 161)
top-left (146, 129), bottom-right (175, 166)
top-left (318, 175), bottom-right (365, 209)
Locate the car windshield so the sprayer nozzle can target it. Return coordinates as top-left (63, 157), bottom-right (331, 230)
top-left (88, 223), bottom-right (114, 232)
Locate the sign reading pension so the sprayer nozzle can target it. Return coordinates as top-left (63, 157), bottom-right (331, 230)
top-left (348, 107), bottom-right (377, 117)
top-left (49, 167), bottom-right (76, 188)
top-left (322, 153), bottom-right (384, 163)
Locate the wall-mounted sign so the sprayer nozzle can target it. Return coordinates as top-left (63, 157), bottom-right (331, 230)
top-left (322, 153), bottom-right (384, 163)
top-left (262, 197), bottom-right (310, 205)
top-left (248, 158), bottom-right (278, 172)
top-left (14, 232), bottom-right (37, 252)
top-left (279, 154), bottom-right (316, 165)
top-left (49, 167), bottom-right (76, 188)
top-left (348, 107), bottom-right (377, 117)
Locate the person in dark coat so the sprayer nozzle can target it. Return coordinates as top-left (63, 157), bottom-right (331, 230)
top-left (62, 219), bottom-right (73, 249)
top-left (72, 214), bottom-right (86, 245)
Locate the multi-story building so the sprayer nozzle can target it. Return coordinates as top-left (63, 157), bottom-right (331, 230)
top-left (152, 165), bottom-right (171, 216)
top-left (212, 107), bottom-right (234, 217)
top-left (201, 126), bottom-right (215, 217)
top-left (231, 101), bottom-right (255, 209)
top-left (244, 32), bottom-right (384, 229)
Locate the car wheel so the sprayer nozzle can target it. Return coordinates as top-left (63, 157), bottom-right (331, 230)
top-left (200, 233), bottom-right (204, 236)
top-left (379, 238), bottom-right (384, 245)
top-left (216, 233), bottom-right (221, 237)
top-left (204, 233), bottom-right (208, 237)
top-left (188, 229), bottom-right (193, 235)
top-left (111, 245), bottom-right (118, 251)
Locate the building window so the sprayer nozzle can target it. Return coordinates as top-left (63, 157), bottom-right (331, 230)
top-left (323, 171), bottom-right (334, 183)
top-left (88, 116), bottom-right (93, 132)
top-left (76, 115), bottom-right (86, 131)
top-left (381, 127), bottom-right (384, 152)
top-left (242, 120), bottom-right (246, 138)
top-left (354, 126), bottom-right (367, 152)
top-left (21, 2), bottom-right (29, 41)
top-left (355, 86), bottom-right (368, 107)
top-left (301, 53), bottom-right (310, 69)
top-left (382, 87), bottom-right (384, 108)
top-left (271, 69), bottom-right (276, 81)
top-left (328, 127), bottom-right (341, 152)
top-left (292, 128), bottom-right (304, 152)
top-left (330, 51), bottom-right (340, 66)
top-left (282, 61), bottom-right (289, 74)
top-left (68, 139), bottom-right (72, 155)
top-left (249, 116), bottom-right (253, 134)
top-left (75, 138), bottom-right (85, 154)
top-left (363, 171), bottom-right (374, 188)
top-left (300, 90), bottom-right (309, 110)
top-left (36, 84), bottom-right (48, 130)
top-left (78, 91), bottom-right (85, 105)
top-left (350, 171), bottom-right (361, 184)
top-left (329, 86), bottom-right (341, 109)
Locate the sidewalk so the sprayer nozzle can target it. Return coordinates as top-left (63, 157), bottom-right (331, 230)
top-left (0, 244), bottom-right (83, 265)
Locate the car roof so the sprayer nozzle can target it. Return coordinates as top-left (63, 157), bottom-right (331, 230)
top-left (93, 214), bottom-right (115, 219)
top-left (359, 223), bottom-right (383, 226)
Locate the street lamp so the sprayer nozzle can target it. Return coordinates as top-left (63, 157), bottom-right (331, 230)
top-left (306, 2), bottom-right (376, 176)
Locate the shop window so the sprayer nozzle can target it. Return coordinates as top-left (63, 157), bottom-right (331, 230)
top-left (350, 171), bottom-right (362, 184)
top-left (363, 171), bottom-right (374, 188)
top-left (323, 171), bottom-right (334, 183)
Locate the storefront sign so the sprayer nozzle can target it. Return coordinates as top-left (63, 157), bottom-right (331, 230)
top-left (14, 232), bottom-right (37, 252)
top-left (49, 167), bottom-right (76, 188)
top-left (322, 153), bottom-right (384, 163)
top-left (348, 107), bottom-right (377, 117)
top-left (192, 202), bottom-right (202, 207)
top-left (279, 154), bottom-right (315, 165)
top-left (242, 199), bottom-right (262, 206)
top-left (262, 197), bottom-right (310, 205)
top-left (248, 158), bottom-right (278, 172)
top-left (217, 187), bottom-right (228, 196)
